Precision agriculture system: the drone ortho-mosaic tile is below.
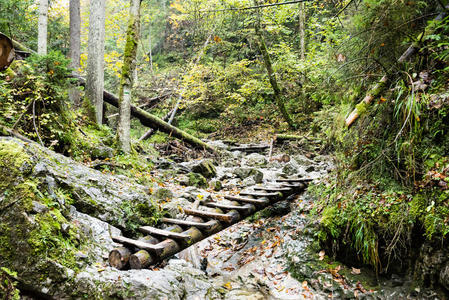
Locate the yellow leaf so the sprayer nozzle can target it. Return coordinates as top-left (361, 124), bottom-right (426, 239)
top-left (223, 282), bottom-right (232, 290)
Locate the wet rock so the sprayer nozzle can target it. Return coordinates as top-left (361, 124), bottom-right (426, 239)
top-left (244, 153), bottom-right (268, 167)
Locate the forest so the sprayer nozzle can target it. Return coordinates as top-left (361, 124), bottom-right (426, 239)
top-left (1, 0), bottom-right (449, 298)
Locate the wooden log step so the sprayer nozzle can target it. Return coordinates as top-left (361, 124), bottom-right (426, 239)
top-left (224, 195), bottom-right (270, 205)
top-left (130, 250), bottom-right (155, 269)
top-left (275, 178), bottom-right (313, 183)
top-left (112, 236), bottom-right (164, 253)
top-left (253, 186), bottom-right (292, 192)
top-left (139, 226), bottom-right (191, 241)
top-left (183, 208), bottom-right (239, 224)
top-left (239, 191), bottom-right (280, 198)
top-left (160, 217), bottom-right (217, 230)
top-left (203, 202), bottom-right (256, 215)
top-left (109, 247), bottom-right (131, 270)
top-left (230, 145), bottom-right (269, 151)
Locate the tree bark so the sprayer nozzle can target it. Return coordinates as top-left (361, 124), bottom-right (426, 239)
top-left (38, 0), bottom-right (48, 55)
top-left (69, 0), bottom-right (81, 106)
top-left (86, 0), bottom-right (106, 125)
top-left (299, 2), bottom-right (306, 60)
top-left (117, 0), bottom-right (141, 153)
top-left (73, 75), bottom-right (215, 152)
top-left (253, 3), bottom-right (295, 129)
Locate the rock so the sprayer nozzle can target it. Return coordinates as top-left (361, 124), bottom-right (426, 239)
top-left (292, 154), bottom-right (315, 166)
top-left (32, 201), bottom-right (49, 214)
top-left (191, 159), bottom-right (217, 179)
top-left (163, 198), bottom-right (194, 218)
top-left (209, 180), bottom-right (222, 191)
top-left (90, 146), bottom-right (114, 160)
top-left (242, 176), bottom-right (256, 187)
top-left (233, 168), bottom-right (264, 183)
top-left (440, 262), bottom-right (449, 290)
top-left (244, 153), bottom-right (267, 167)
top-left (187, 172), bottom-right (208, 188)
top-left (153, 188), bottom-right (174, 201)
top-left (180, 187), bottom-right (212, 203)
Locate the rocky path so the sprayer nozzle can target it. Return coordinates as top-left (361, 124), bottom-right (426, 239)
top-left (1, 137), bottom-right (442, 299)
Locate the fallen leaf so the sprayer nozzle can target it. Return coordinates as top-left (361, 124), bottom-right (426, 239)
top-left (351, 267), bottom-right (361, 275)
top-left (223, 282), bottom-right (232, 290)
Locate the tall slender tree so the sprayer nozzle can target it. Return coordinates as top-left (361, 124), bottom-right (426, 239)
top-left (85, 0), bottom-right (106, 125)
top-left (117, 0), bottom-right (141, 152)
top-left (253, 1), bottom-right (295, 129)
top-left (37, 0), bottom-right (48, 55)
top-left (69, 0), bottom-right (81, 105)
top-left (299, 2), bottom-right (306, 60)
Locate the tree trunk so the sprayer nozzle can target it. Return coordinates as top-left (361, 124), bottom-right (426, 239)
top-left (253, 5), bottom-right (295, 129)
top-left (85, 0), bottom-right (106, 125)
top-left (69, 0), bottom-right (81, 106)
top-left (148, 23), bottom-right (153, 73)
top-left (117, 0), bottom-right (141, 153)
top-left (38, 0), bottom-right (48, 55)
top-left (299, 2), bottom-right (306, 60)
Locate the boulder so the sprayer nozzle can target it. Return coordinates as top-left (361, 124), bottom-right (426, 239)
top-left (244, 153), bottom-right (268, 167)
top-left (191, 159), bottom-right (217, 179)
top-left (233, 167), bottom-right (264, 183)
top-left (187, 172), bottom-right (208, 188)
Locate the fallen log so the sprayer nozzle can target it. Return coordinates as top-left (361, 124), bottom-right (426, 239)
top-left (275, 134), bottom-right (302, 142)
top-left (345, 10), bottom-right (448, 128)
top-left (108, 247), bottom-right (131, 270)
top-left (73, 76), bottom-right (215, 152)
top-left (138, 108), bottom-right (175, 141)
top-left (345, 75), bottom-right (388, 127)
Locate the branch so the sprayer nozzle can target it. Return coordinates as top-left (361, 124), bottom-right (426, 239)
top-left (200, 0), bottom-right (313, 13)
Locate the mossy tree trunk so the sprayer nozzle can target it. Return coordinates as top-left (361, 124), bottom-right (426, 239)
top-left (117, 0), bottom-right (141, 153)
top-left (253, 1), bottom-right (295, 129)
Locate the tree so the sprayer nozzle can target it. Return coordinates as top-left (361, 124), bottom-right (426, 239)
top-left (253, 1), bottom-right (295, 129)
top-left (299, 2), bottom-right (305, 60)
top-left (38, 0), bottom-right (48, 55)
top-left (117, 0), bottom-right (141, 152)
top-left (69, 0), bottom-right (81, 105)
top-left (85, 0), bottom-right (106, 125)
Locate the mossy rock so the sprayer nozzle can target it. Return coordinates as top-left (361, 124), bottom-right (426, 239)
top-left (188, 172), bottom-right (208, 188)
top-left (191, 159), bottom-right (217, 179)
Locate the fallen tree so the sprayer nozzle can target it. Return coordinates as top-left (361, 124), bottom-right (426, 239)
top-left (4, 35), bottom-right (214, 152)
top-left (73, 78), bottom-right (214, 152)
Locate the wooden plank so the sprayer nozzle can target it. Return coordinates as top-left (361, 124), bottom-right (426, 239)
top-left (239, 191), bottom-right (280, 198)
top-left (182, 208), bottom-right (236, 224)
top-left (224, 195), bottom-right (269, 205)
top-left (160, 217), bottom-right (216, 230)
top-left (275, 178), bottom-right (313, 183)
top-left (139, 226), bottom-right (190, 240)
top-left (204, 202), bottom-right (255, 214)
top-left (253, 186), bottom-right (292, 192)
top-left (112, 236), bottom-right (164, 253)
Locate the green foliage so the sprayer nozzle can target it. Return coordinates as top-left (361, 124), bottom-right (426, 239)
top-left (0, 267), bottom-right (20, 300)
top-left (0, 51), bottom-right (76, 153)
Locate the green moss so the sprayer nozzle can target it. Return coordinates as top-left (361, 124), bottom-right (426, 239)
top-left (355, 101), bottom-right (368, 115)
top-left (187, 172), bottom-right (207, 188)
top-left (0, 140), bottom-right (31, 190)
